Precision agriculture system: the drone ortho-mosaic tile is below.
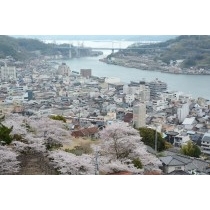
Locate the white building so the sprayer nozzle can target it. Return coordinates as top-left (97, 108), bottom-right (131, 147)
top-left (8, 85), bottom-right (28, 94)
top-left (1, 65), bottom-right (16, 81)
top-left (152, 99), bottom-right (168, 112)
top-left (4, 93), bottom-right (29, 104)
top-left (105, 77), bottom-right (120, 84)
top-left (125, 94), bottom-right (135, 104)
top-left (57, 63), bottom-right (71, 76)
top-left (123, 83), bottom-right (150, 102)
top-left (160, 91), bottom-right (183, 101)
top-left (133, 103), bottom-right (146, 128)
top-left (173, 133), bottom-right (191, 147)
top-left (201, 133), bottom-right (210, 155)
top-left (177, 102), bottom-right (189, 123)
top-left (182, 117), bottom-right (197, 130)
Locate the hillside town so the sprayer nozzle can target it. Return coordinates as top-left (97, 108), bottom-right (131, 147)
top-left (1, 56), bottom-right (210, 175)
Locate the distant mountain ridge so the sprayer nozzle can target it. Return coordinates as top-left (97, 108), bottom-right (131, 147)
top-left (12, 35), bottom-right (177, 42)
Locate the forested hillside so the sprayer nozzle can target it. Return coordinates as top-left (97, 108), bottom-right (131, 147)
top-left (0, 35), bottom-right (56, 60)
top-left (125, 35), bottom-right (210, 69)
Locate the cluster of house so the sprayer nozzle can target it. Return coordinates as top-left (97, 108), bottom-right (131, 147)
top-left (159, 149), bottom-right (210, 175)
top-left (1, 57), bottom-right (210, 174)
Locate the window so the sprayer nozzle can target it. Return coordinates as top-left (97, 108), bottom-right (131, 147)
top-left (175, 167), bottom-right (182, 170)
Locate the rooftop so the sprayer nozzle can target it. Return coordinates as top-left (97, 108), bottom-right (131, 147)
top-left (182, 117), bottom-right (196, 125)
top-left (202, 133), bottom-right (210, 142)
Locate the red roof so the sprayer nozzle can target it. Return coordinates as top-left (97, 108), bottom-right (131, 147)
top-left (124, 113), bottom-right (133, 123)
top-left (72, 127), bottom-right (98, 138)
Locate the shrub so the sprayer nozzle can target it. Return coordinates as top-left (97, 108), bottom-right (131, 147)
top-left (132, 157), bottom-right (143, 169)
top-left (0, 124), bottom-right (13, 145)
top-left (49, 115), bottom-right (66, 123)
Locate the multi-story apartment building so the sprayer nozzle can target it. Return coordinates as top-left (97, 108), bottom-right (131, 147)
top-left (148, 78), bottom-right (167, 98)
top-left (201, 133), bottom-right (210, 155)
top-left (0, 65), bottom-right (16, 81)
top-left (177, 102), bottom-right (190, 123)
top-left (133, 102), bottom-right (146, 128)
top-left (123, 80), bottom-right (150, 102)
top-left (57, 63), bottom-right (71, 76)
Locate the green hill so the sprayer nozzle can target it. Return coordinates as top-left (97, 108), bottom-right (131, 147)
top-left (121, 35), bottom-right (210, 70)
top-left (0, 35), bottom-right (56, 61)
top-left (155, 35), bottom-right (210, 68)
top-left (0, 35), bottom-right (101, 61)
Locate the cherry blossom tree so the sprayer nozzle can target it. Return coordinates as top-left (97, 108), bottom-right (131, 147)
top-left (26, 116), bottom-right (71, 145)
top-left (98, 122), bottom-right (162, 173)
top-left (98, 156), bottom-right (143, 174)
top-left (0, 145), bottom-right (20, 174)
top-left (48, 150), bottom-right (95, 175)
top-left (11, 141), bottom-right (30, 153)
top-left (24, 134), bottom-right (46, 153)
top-left (0, 114), bottom-right (162, 175)
top-left (3, 114), bottom-right (28, 136)
top-left (0, 114), bottom-right (74, 174)
top-left (3, 114), bottom-right (72, 151)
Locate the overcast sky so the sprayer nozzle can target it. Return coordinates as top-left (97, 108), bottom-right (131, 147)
top-left (1, 0), bottom-right (210, 35)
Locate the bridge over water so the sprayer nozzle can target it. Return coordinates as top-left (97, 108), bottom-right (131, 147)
top-left (53, 42), bottom-right (164, 58)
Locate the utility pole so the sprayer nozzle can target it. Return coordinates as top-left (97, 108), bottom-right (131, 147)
top-left (78, 108), bottom-right (81, 127)
top-left (95, 148), bottom-right (99, 175)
